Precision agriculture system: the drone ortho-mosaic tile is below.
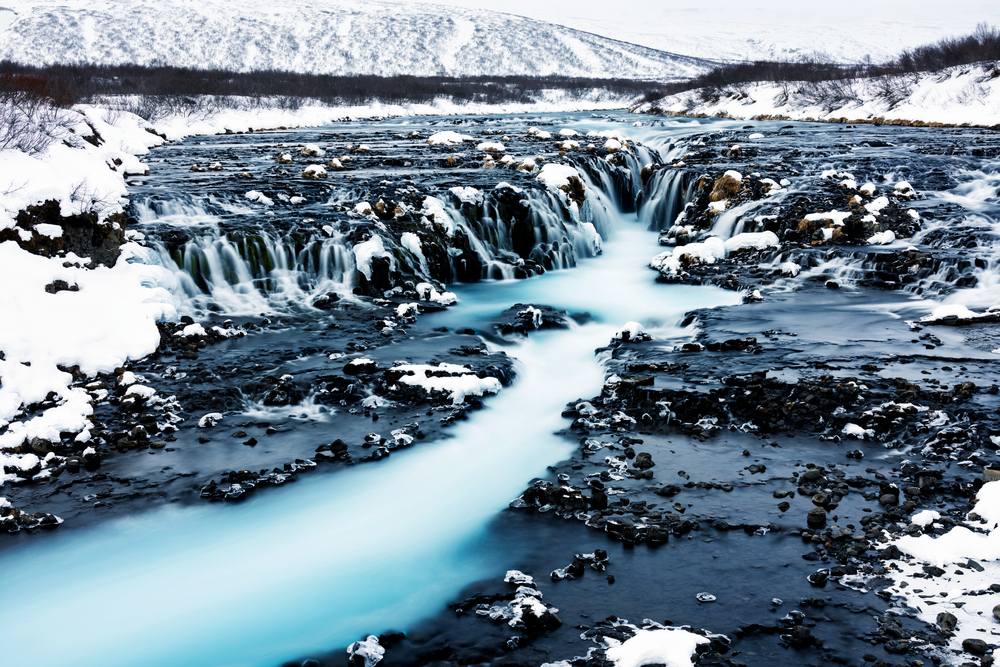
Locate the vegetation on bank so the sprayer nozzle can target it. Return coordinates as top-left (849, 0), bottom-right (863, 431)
top-left (642, 23), bottom-right (1000, 104)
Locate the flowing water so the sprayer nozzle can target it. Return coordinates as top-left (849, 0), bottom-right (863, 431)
top-left (1, 112), bottom-right (999, 667)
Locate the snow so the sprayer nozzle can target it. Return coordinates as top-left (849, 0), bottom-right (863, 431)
top-left (0, 241), bottom-right (175, 465)
top-left (0, 106), bottom-right (160, 232)
top-left (864, 196), bottom-right (890, 215)
top-left (651, 237), bottom-right (727, 275)
top-left (804, 210), bottom-right (852, 226)
top-left (558, 129), bottom-right (580, 137)
top-left (780, 261), bottom-right (801, 277)
top-left (415, 282), bottom-right (458, 306)
top-left (615, 322), bottom-right (646, 341)
top-left (420, 196), bottom-right (456, 235)
top-left (244, 190), bottom-right (273, 206)
top-left (390, 363), bottom-right (501, 404)
top-left (33, 223), bottom-right (63, 238)
top-left (347, 636), bottom-right (384, 667)
top-left (428, 131), bottom-right (473, 146)
top-left (867, 230), bottom-right (896, 245)
top-left (352, 236), bottom-right (395, 282)
top-left (922, 304), bottom-right (978, 321)
top-left (301, 164), bottom-right (327, 178)
top-left (910, 509), bottom-right (941, 527)
top-left (198, 412), bottom-right (223, 428)
top-left (747, 133), bottom-right (764, 139)
top-left (605, 628), bottom-right (709, 667)
top-left (0, 0), bottom-right (715, 79)
top-left (723, 169), bottom-right (742, 183)
top-left (724, 231), bottom-right (779, 251)
top-left (842, 423), bottom-right (875, 439)
top-left (604, 138), bottom-right (623, 152)
top-left (448, 186), bottom-right (482, 204)
top-left (636, 63), bottom-right (1000, 128)
top-left (882, 481), bottom-right (1000, 654)
top-left (476, 141), bottom-right (505, 152)
top-left (399, 232), bottom-right (422, 258)
top-left (504, 570), bottom-right (534, 585)
top-left (536, 163), bottom-right (581, 190)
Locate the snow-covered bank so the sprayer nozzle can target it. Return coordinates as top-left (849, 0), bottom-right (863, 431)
top-left (879, 479), bottom-right (1000, 660)
top-left (632, 64), bottom-right (1000, 128)
top-left (136, 92), bottom-right (640, 141)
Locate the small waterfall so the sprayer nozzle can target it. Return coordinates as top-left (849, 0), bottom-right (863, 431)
top-left (150, 230), bottom-right (357, 316)
top-left (638, 169), bottom-right (696, 232)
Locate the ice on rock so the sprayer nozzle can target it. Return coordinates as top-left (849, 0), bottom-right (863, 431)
top-left (395, 303), bottom-right (419, 318)
top-left (300, 143), bottom-right (325, 157)
top-left (842, 423), bottom-right (875, 439)
top-left (911, 509), bottom-right (940, 527)
top-left (724, 231), bottom-right (779, 251)
top-left (867, 230), bottom-right (896, 245)
top-left (536, 163), bottom-right (581, 190)
top-left (780, 262), bottom-right (801, 277)
top-left (198, 412), bottom-right (223, 428)
top-left (864, 196), bottom-right (890, 215)
top-left (504, 570), bottom-right (534, 585)
top-left (415, 282), bottom-right (458, 306)
top-left (448, 186), bottom-right (482, 204)
top-left (301, 164), bottom-right (327, 178)
top-left (353, 236), bottom-right (395, 281)
top-left (244, 190), bottom-right (273, 206)
top-left (178, 323), bottom-right (206, 337)
top-left (391, 363), bottom-right (500, 404)
top-left (427, 131), bottom-right (473, 146)
top-left (615, 321), bottom-right (648, 342)
top-left (651, 237), bottom-right (727, 275)
top-left (605, 628), bottom-right (710, 667)
top-left (922, 304), bottom-right (978, 321)
top-left (33, 223), bottom-right (63, 238)
top-left (347, 635), bottom-right (385, 667)
top-left (476, 141), bottom-right (505, 153)
top-left (124, 385), bottom-right (156, 399)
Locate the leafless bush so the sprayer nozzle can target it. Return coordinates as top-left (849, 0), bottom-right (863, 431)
top-left (0, 72), bottom-right (76, 155)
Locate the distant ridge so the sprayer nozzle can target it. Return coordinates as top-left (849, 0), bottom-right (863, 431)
top-left (0, 0), bottom-right (713, 80)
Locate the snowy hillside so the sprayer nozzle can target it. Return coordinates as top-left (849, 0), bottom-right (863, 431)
top-left (423, 0), bottom-right (1000, 65)
top-left (0, 0), bottom-right (711, 80)
top-left (632, 64), bottom-right (1000, 128)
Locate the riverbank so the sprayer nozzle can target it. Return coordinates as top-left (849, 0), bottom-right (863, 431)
top-left (631, 63), bottom-right (1000, 129)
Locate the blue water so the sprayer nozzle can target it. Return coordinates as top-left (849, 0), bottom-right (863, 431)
top-left (0, 120), bottom-right (740, 667)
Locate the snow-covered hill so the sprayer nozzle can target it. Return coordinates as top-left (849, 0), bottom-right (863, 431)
top-left (424, 0), bottom-right (1000, 65)
top-left (0, 0), bottom-right (711, 80)
top-left (632, 64), bottom-right (1000, 128)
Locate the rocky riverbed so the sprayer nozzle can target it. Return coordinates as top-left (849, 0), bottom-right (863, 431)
top-left (1, 112), bottom-right (998, 667)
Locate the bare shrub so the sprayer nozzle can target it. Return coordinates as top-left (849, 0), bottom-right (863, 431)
top-left (0, 72), bottom-right (76, 155)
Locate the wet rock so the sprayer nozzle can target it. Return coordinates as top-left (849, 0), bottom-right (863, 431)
top-left (962, 638), bottom-right (988, 656)
top-left (633, 452), bottom-right (655, 469)
top-left (807, 507), bottom-right (827, 528)
top-left (937, 611), bottom-right (958, 635)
